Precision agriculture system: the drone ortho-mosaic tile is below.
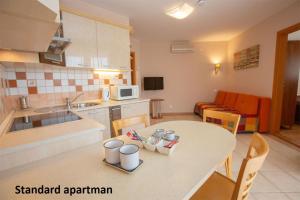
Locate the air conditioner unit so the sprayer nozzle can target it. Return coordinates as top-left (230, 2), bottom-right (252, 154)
top-left (170, 40), bottom-right (194, 54)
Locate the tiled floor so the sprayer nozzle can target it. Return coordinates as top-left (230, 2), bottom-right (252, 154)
top-left (277, 125), bottom-right (300, 148)
top-left (152, 114), bottom-right (300, 200)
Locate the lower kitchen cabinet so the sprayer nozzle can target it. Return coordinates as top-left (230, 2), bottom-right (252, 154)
top-left (121, 102), bottom-right (149, 118)
top-left (120, 101), bottom-right (150, 135)
top-left (78, 108), bottom-right (111, 139)
top-left (77, 101), bottom-right (150, 138)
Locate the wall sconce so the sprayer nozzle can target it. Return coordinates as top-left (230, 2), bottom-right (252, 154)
top-left (214, 63), bottom-right (221, 74)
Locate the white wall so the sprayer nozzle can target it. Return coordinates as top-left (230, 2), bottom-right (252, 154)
top-left (227, 1), bottom-right (300, 97)
top-left (139, 41), bottom-right (229, 113)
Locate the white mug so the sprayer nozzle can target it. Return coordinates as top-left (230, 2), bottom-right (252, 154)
top-left (165, 130), bottom-right (176, 140)
top-left (119, 144), bottom-right (139, 171)
top-left (103, 139), bottom-right (124, 164)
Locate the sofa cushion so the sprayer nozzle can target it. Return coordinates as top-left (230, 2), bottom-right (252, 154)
top-left (214, 91), bottom-right (227, 105)
top-left (234, 94), bottom-right (259, 115)
top-left (223, 92), bottom-right (238, 109)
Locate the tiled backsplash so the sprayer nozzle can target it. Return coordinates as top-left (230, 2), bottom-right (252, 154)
top-left (4, 62), bottom-right (129, 95)
top-left (0, 62), bottom-right (130, 117)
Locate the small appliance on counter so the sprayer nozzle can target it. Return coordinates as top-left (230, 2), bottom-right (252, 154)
top-left (102, 86), bottom-right (110, 102)
top-left (19, 96), bottom-right (29, 110)
top-left (110, 85), bottom-right (139, 100)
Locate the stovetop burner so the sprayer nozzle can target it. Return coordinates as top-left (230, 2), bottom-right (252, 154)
top-left (9, 111), bottom-right (82, 132)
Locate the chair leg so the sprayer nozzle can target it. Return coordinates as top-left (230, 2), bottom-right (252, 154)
top-left (225, 154), bottom-right (233, 179)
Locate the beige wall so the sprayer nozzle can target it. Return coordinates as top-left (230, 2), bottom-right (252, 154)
top-left (139, 41), bottom-right (228, 113)
top-left (227, 1), bottom-right (300, 97)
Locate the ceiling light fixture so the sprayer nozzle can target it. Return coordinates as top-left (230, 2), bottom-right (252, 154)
top-left (166, 3), bottom-right (194, 19)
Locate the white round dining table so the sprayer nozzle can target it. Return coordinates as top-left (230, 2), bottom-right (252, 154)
top-left (115, 120), bottom-right (237, 200)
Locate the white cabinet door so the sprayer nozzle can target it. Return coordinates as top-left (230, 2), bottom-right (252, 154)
top-left (62, 12), bottom-right (99, 68)
top-left (121, 102), bottom-right (150, 135)
top-left (78, 108), bottom-right (111, 139)
top-left (96, 22), bottom-right (130, 69)
top-left (121, 102), bottom-right (150, 118)
top-left (89, 108), bottom-right (111, 139)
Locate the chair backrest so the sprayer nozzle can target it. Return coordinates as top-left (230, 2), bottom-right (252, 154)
top-left (232, 133), bottom-right (269, 200)
top-left (203, 109), bottom-right (241, 135)
top-left (112, 114), bottom-right (150, 137)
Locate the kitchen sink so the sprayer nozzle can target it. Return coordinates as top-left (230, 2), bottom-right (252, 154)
top-left (71, 102), bottom-right (101, 109)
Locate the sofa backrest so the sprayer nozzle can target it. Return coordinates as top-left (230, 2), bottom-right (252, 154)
top-left (223, 92), bottom-right (239, 109)
top-left (234, 94), bottom-right (259, 115)
top-left (214, 90), bottom-right (227, 105)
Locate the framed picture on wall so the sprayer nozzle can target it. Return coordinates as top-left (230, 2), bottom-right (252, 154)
top-left (234, 45), bottom-right (260, 70)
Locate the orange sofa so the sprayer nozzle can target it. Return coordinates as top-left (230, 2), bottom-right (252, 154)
top-left (194, 91), bottom-right (271, 133)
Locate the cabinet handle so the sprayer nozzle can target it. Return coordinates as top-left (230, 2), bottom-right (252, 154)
top-left (111, 108), bottom-right (121, 111)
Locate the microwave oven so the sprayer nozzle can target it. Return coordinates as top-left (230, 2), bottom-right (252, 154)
top-left (110, 85), bottom-right (139, 100)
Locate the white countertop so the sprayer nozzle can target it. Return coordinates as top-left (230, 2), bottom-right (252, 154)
top-left (0, 98), bottom-right (150, 151)
top-left (0, 121), bottom-right (236, 200)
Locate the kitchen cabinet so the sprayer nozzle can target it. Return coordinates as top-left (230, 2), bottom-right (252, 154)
top-left (121, 102), bottom-right (149, 118)
top-left (96, 22), bottom-right (130, 69)
top-left (62, 12), bottom-right (98, 68)
top-left (62, 11), bottom-right (130, 69)
top-left (0, 0), bottom-right (60, 52)
top-left (78, 108), bottom-right (110, 139)
top-left (121, 101), bottom-right (150, 135)
top-left (77, 101), bottom-right (149, 138)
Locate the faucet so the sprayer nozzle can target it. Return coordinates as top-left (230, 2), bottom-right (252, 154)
top-left (66, 92), bottom-right (84, 110)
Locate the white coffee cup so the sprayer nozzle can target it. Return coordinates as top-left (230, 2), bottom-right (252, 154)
top-left (103, 139), bottom-right (124, 164)
top-left (165, 130), bottom-right (176, 140)
top-left (119, 144), bottom-right (139, 171)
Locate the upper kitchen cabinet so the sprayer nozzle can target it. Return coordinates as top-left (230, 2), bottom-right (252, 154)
top-left (97, 22), bottom-right (130, 70)
top-left (62, 12), bottom-right (98, 68)
top-left (0, 0), bottom-right (60, 52)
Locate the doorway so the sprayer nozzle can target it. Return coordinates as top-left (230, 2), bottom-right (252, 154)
top-left (271, 23), bottom-right (300, 147)
top-left (130, 52), bottom-right (137, 85)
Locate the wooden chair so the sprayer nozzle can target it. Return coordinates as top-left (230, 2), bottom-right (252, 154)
top-left (203, 109), bottom-right (241, 178)
top-left (191, 133), bottom-right (269, 200)
top-left (112, 114), bottom-right (150, 137)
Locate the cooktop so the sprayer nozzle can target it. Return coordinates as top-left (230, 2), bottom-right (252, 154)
top-left (9, 111), bottom-right (82, 132)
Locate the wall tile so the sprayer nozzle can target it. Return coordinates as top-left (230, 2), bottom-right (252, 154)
top-left (18, 87), bottom-right (28, 95)
top-left (28, 87), bottom-right (37, 94)
top-left (68, 79), bottom-right (75, 86)
top-left (37, 87), bottom-right (46, 94)
top-left (53, 80), bottom-right (61, 86)
top-left (16, 80), bottom-right (27, 87)
top-left (37, 80), bottom-right (46, 87)
top-left (61, 79), bottom-right (68, 86)
top-left (61, 72), bottom-right (68, 79)
top-left (16, 72), bottom-right (26, 80)
top-left (9, 88), bottom-right (18, 95)
top-left (8, 80), bottom-right (17, 88)
top-left (35, 72), bottom-right (45, 80)
top-left (53, 72), bottom-right (60, 79)
top-left (6, 72), bottom-right (16, 80)
top-left (45, 72), bottom-right (53, 80)
top-left (27, 80), bottom-right (36, 87)
top-left (45, 80), bottom-right (54, 87)
top-left (54, 86), bottom-right (62, 93)
top-left (26, 72), bottom-right (35, 79)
